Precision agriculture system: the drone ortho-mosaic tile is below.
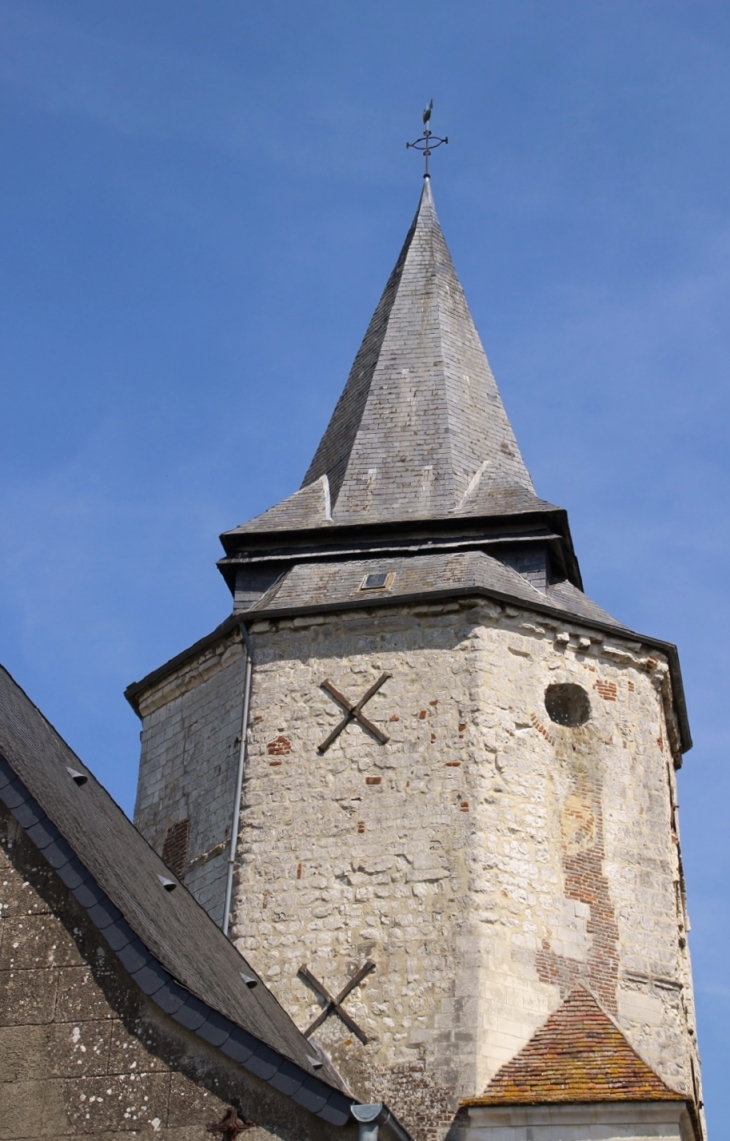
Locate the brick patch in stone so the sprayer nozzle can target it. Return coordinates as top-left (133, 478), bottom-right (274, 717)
top-left (537, 762), bottom-right (620, 1012)
top-left (267, 735), bottom-right (292, 756)
top-left (530, 712), bottom-right (556, 746)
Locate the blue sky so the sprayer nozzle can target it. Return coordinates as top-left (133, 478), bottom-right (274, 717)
top-left (1, 0), bottom-right (728, 1128)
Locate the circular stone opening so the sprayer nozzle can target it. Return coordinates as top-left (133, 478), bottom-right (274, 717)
top-left (544, 683), bottom-right (591, 728)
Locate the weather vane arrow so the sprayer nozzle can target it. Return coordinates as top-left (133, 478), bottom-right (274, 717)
top-left (407, 99), bottom-right (448, 178)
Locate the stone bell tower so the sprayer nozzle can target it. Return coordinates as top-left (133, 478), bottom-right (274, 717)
top-left (128, 177), bottom-right (705, 1141)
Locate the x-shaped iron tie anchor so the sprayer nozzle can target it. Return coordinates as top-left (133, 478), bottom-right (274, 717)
top-left (207, 1107), bottom-right (252, 1139)
top-left (298, 960), bottom-right (376, 1044)
top-left (318, 673), bottom-right (392, 754)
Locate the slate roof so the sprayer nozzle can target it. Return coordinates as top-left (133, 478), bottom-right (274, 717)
top-left (0, 664), bottom-right (355, 1125)
top-left (463, 988), bottom-right (687, 1108)
top-left (247, 552), bottom-right (625, 629)
top-left (226, 179), bottom-right (553, 537)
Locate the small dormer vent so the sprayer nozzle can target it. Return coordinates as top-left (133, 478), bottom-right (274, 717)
top-left (360, 572), bottom-right (394, 592)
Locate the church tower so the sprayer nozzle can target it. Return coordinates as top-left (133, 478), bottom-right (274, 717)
top-left (127, 176), bottom-right (704, 1141)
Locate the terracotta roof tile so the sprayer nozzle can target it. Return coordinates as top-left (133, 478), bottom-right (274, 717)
top-left (463, 988), bottom-right (686, 1107)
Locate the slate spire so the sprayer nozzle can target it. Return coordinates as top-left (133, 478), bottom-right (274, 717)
top-left (301, 177), bottom-right (539, 525)
top-left (225, 177), bottom-right (561, 541)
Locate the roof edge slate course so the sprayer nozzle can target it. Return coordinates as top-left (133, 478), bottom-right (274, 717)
top-left (244, 552), bottom-right (623, 626)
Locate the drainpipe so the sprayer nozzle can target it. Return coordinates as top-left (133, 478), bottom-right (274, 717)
top-left (351, 1105), bottom-right (412, 1141)
top-left (222, 622), bottom-right (254, 938)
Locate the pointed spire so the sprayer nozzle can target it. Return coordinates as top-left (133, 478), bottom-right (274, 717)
top-left (228, 180), bottom-right (559, 539)
top-left (301, 179), bottom-right (540, 526)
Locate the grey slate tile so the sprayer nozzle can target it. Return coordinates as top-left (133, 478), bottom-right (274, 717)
top-left (225, 180), bottom-right (552, 538)
top-left (248, 550), bottom-right (627, 630)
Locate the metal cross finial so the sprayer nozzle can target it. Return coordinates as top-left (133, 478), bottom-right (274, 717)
top-left (407, 99), bottom-right (448, 178)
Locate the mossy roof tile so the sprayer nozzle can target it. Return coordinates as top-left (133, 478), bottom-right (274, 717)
top-left (463, 988), bottom-right (686, 1107)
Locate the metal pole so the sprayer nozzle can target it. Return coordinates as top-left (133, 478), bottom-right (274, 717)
top-left (222, 622), bottom-right (254, 937)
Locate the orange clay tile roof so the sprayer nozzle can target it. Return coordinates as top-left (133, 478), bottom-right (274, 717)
top-left (463, 987), bottom-right (687, 1108)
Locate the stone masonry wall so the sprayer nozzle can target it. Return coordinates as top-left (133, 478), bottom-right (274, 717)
top-left (224, 598), bottom-right (699, 1141)
top-left (134, 630), bottom-right (246, 926)
top-left (460, 1103), bottom-right (695, 1141)
top-left (0, 801), bottom-right (348, 1141)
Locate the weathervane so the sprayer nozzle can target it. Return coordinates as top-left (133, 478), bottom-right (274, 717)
top-left (407, 100), bottom-right (448, 178)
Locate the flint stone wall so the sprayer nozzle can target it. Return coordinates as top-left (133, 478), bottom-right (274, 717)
top-left (0, 801), bottom-right (344, 1141)
top-left (131, 596), bottom-right (701, 1141)
top-left (231, 600), bottom-right (697, 1130)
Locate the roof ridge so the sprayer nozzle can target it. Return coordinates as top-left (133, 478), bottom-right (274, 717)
top-left (301, 190), bottom-right (422, 508)
top-left (421, 180), bottom-right (536, 515)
